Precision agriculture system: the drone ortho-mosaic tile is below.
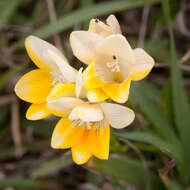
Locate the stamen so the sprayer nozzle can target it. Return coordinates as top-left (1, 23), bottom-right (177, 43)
top-left (113, 55), bottom-right (116, 60)
top-left (95, 19), bottom-right (99, 23)
top-left (71, 119), bottom-right (107, 130)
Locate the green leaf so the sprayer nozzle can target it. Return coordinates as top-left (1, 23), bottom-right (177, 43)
top-left (130, 84), bottom-right (179, 146)
top-left (0, 178), bottom-right (41, 189)
top-left (0, 0), bottom-right (22, 25)
top-left (112, 130), bottom-right (180, 159)
top-left (33, 155), bottom-right (73, 177)
top-left (162, 0), bottom-right (190, 180)
top-left (160, 80), bottom-right (173, 121)
top-left (90, 155), bottom-right (163, 189)
top-left (17, 0), bottom-right (160, 48)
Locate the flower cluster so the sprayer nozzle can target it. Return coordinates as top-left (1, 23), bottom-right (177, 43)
top-left (14, 15), bottom-right (154, 164)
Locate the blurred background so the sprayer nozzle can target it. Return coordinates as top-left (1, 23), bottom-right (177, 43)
top-left (0, 0), bottom-right (190, 189)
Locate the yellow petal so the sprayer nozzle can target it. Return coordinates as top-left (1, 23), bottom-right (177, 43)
top-left (72, 139), bottom-right (91, 165)
top-left (87, 88), bottom-right (108, 103)
top-left (69, 103), bottom-right (103, 122)
top-left (51, 117), bottom-right (84, 149)
top-left (85, 124), bottom-right (110, 159)
top-left (26, 103), bottom-right (51, 120)
top-left (100, 102), bottom-right (135, 129)
top-left (83, 63), bottom-right (106, 89)
top-left (70, 31), bottom-right (103, 65)
top-left (47, 83), bottom-right (76, 101)
top-left (14, 69), bottom-right (53, 104)
top-left (131, 48), bottom-right (155, 81)
top-left (102, 78), bottom-right (131, 103)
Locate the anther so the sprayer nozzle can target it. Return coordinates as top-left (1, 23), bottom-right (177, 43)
top-left (95, 19), bottom-right (99, 23)
top-left (113, 55), bottom-right (116, 60)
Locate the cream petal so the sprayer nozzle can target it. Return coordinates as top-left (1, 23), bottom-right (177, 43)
top-left (131, 48), bottom-right (155, 81)
top-left (47, 97), bottom-right (84, 116)
top-left (96, 34), bottom-right (135, 65)
top-left (47, 50), bottom-right (77, 83)
top-left (69, 103), bottom-right (104, 122)
top-left (75, 67), bottom-right (84, 98)
top-left (106, 14), bottom-right (121, 34)
top-left (100, 102), bottom-right (135, 129)
top-left (88, 18), bottom-right (113, 37)
top-left (25, 35), bottom-right (67, 71)
top-left (25, 36), bottom-right (77, 83)
top-left (70, 31), bottom-right (103, 64)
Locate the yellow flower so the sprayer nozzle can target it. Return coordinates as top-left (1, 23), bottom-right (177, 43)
top-left (70, 15), bottom-right (155, 103)
top-left (14, 35), bottom-right (78, 120)
top-left (47, 82), bottom-right (135, 165)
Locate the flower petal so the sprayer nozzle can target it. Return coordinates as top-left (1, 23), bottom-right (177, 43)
top-left (106, 14), bottom-right (121, 34)
top-left (87, 88), bottom-right (108, 103)
top-left (47, 83), bottom-right (76, 101)
top-left (14, 69), bottom-right (53, 104)
top-left (25, 36), bottom-right (77, 83)
top-left (75, 68), bottom-right (84, 98)
top-left (69, 103), bottom-right (104, 122)
top-left (85, 124), bottom-right (110, 159)
top-left (25, 35), bottom-right (68, 71)
top-left (47, 50), bottom-right (77, 83)
top-left (83, 63), bottom-right (106, 89)
top-left (70, 31), bottom-right (103, 65)
top-left (131, 48), bottom-right (155, 81)
top-left (51, 117), bottom-right (84, 149)
top-left (26, 103), bottom-right (51, 120)
top-left (100, 102), bottom-right (135, 129)
top-left (47, 97), bottom-right (83, 116)
top-left (72, 139), bottom-right (91, 165)
top-left (88, 18), bottom-right (112, 37)
top-left (102, 78), bottom-right (131, 103)
top-left (96, 34), bottom-right (135, 65)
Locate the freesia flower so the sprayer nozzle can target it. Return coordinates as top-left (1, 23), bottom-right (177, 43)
top-left (14, 35), bottom-right (78, 120)
top-left (47, 80), bottom-right (135, 165)
top-left (70, 15), bottom-right (155, 103)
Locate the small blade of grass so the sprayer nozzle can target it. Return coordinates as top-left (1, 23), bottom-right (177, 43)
top-left (33, 155), bottom-right (73, 177)
top-left (0, 0), bottom-right (22, 25)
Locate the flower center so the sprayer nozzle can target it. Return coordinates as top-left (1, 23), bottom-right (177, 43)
top-left (71, 119), bottom-right (107, 130)
top-left (106, 55), bottom-right (120, 73)
top-left (106, 55), bottom-right (124, 83)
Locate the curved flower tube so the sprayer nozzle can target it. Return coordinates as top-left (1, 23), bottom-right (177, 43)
top-left (14, 35), bottom-right (78, 120)
top-left (47, 82), bottom-right (135, 164)
top-left (70, 15), bottom-right (155, 103)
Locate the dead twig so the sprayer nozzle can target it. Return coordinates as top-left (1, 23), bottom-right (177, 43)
top-left (46, 0), bottom-right (63, 52)
top-left (0, 95), bottom-right (16, 106)
top-left (138, 5), bottom-right (150, 48)
top-left (11, 99), bottom-right (23, 158)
